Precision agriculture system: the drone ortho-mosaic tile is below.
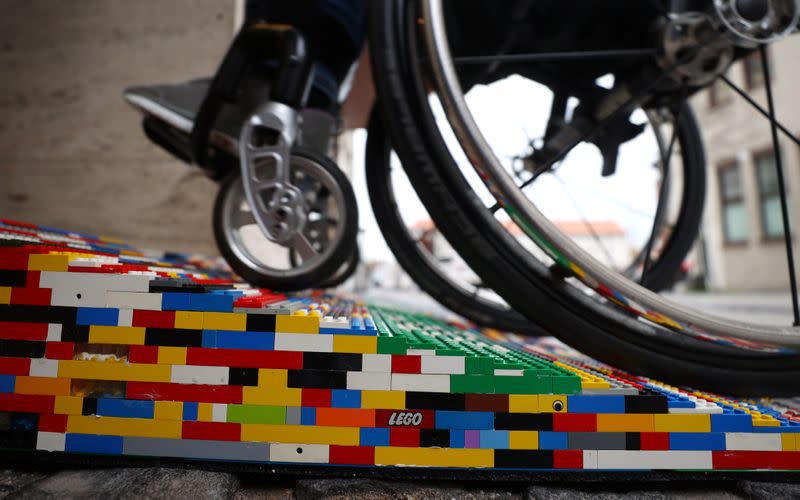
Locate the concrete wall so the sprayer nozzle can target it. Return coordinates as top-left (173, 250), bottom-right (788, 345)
top-left (0, 1), bottom-right (236, 254)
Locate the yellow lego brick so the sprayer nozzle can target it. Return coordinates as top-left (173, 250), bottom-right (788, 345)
top-left (13, 376), bottom-right (71, 396)
top-left (242, 424), bottom-right (359, 445)
top-left (175, 311), bottom-right (204, 330)
top-left (752, 415), bottom-right (781, 427)
top-left (68, 416), bottom-right (181, 439)
top-left (55, 395), bottom-right (83, 415)
top-left (508, 395), bottom-right (539, 413)
top-left (89, 326), bottom-right (145, 345)
top-left (597, 414), bottom-right (654, 432)
top-left (361, 390), bottom-right (405, 409)
top-left (509, 431), bottom-right (539, 450)
top-left (28, 253), bottom-right (69, 272)
top-left (157, 346), bottom-right (187, 365)
top-left (781, 433), bottom-right (797, 451)
top-left (293, 309), bottom-right (308, 316)
top-left (333, 335), bottom-right (377, 354)
top-left (257, 369), bottom-right (289, 389)
top-left (203, 312), bottom-right (246, 331)
top-left (276, 315), bottom-right (319, 334)
top-left (539, 395), bottom-right (568, 413)
top-left (242, 386), bottom-right (302, 406)
top-left (154, 401), bottom-right (184, 421)
top-left (375, 447), bottom-right (493, 468)
top-left (0, 287), bottom-right (11, 304)
top-left (198, 402), bottom-right (213, 422)
top-left (58, 360), bottom-right (171, 383)
top-left (653, 414), bottom-right (710, 432)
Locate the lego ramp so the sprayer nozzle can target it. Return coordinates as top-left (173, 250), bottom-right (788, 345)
top-left (0, 219), bottom-right (799, 477)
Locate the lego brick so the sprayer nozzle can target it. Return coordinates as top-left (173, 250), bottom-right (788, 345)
top-left (360, 427), bottom-right (390, 447)
top-left (28, 254), bottom-right (69, 272)
top-left (0, 429), bottom-right (38, 450)
top-left (288, 369), bottom-right (347, 389)
top-left (539, 432), bottom-right (568, 450)
top-left (156, 346), bottom-right (187, 365)
top-left (436, 411), bottom-right (493, 430)
top-left (170, 365), bottom-right (229, 385)
top-left (0, 339), bottom-right (46, 358)
top-left (375, 446), bottom-right (493, 468)
top-left (67, 416), bottom-right (182, 439)
top-left (625, 395), bottom-right (668, 414)
top-left (376, 409), bottom-right (434, 429)
top-left (669, 432), bottom-right (726, 450)
top-left (106, 291), bottom-right (162, 311)
top-left (97, 398), bottom-right (154, 419)
top-left (406, 392), bottom-right (464, 411)
top-left (76, 307), bottom-right (119, 326)
top-left (329, 445), bottom-right (375, 465)
top-left (186, 347), bottom-right (302, 369)
top-left (0, 287), bottom-right (10, 304)
top-left (508, 395), bottom-right (539, 413)
top-left (274, 332), bottom-right (332, 352)
top-left (124, 436), bottom-right (269, 461)
top-left (568, 395), bottom-right (624, 414)
top-left (421, 355), bottom-right (465, 374)
top-left (316, 408), bottom-right (375, 427)
top-left (0, 356), bottom-right (30, 375)
top-left (390, 428), bottom-right (420, 447)
top-left (0, 271), bottom-right (27, 287)
top-left (204, 312), bottom-right (247, 331)
top-left (712, 451), bottom-right (800, 470)
top-left (13, 376), bottom-right (70, 396)
top-left (725, 432), bottom-right (783, 451)
top-left (597, 450), bottom-right (713, 470)
top-left (539, 394), bottom-right (568, 413)
top-left (711, 412), bottom-right (753, 432)
top-left (596, 414), bottom-right (654, 433)
top-left (58, 360), bottom-right (171, 383)
top-left (301, 388), bottom-right (331, 407)
top-left (126, 382), bottom-right (242, 404)
top-left (333, 335), bottom-right (377, 354)
top-left (0, 321), bottom-right (48, 341)
top-left (465, 394), bottom-right (508, 412)
top-left (227, 404), bottom-right (285, 424)
top-left (494, 450), bottom-right (553, 468)
top-left (275, 315), bottom-right (318, 334)
top-left (450, 375), bottom-right (494, 394)
top-left (346, 371), bottom-right (391, 391)
top-left (480, 430), bottom-right (510, 449)
top-left (495, 413), bottom-right (553, 431)
top-left (391, 355), bottom-right (421, 373)
top-left (38, 414), bottom-right (68, 433)
top-left (132, 310), bottom-right (175, 329)
top-left (46, 323), bottom-right (62, 341)
top-left (783, 433), bottom-right (797, 452)
top-left (144, 328), bottom-right (202, 347)
top-left (361, 354), bottom-right (391, 372)
top-left (153, 401), bottom-right (183, 421)
top-left (0, 374), bottom-right (14, 392)
top-left (553, 413), bottom-right (597, 432)
top-left (182, 421), bottom-right (241, 441)
top-left (568, 432), bottom-right (627, 450)
top-left (182, 402), bottom-right (198, 421)
top-left (509, 430), bottom-right (539, 450)
top-left (128, 345), bottom-right (159, 364)
top-left (654, 414), bottom-right (711, 432)
top-left (301, 407), bottom-right (316, 425)
top-left (553, 449), bottom-right (584, 469)
top-left (37, 431), bottom-right (66, 452)
top-left (55, 395), bottom-right (83, 415)
top-left (254, 369), bottom-right (289, 389)
top-left (188, 293), bottom-right (234, 313)
top-left (44, 341), bottom-right (74, 360)
top-left (241, 424), bottom-right (359, 446)
top-left (270, 443), bottom-right (329, 463)
top-left (88, 325), bottom-right (145, 345)
top-left (361, 390), bottom-right (405, 410)
top-left (391, 374), bottom-right (450, 393)
top-left (242, 386), bottom-right (301, 406)
top-left (284, 406), bottom-right (301, 425)
top-left (174, 311), bottom-right (204, 330)
top-left (82, 398), bottom-right (98, 416)
top-left (65, 433), bottom-right (123, 455)
top-left (29, 358), bottom-right (59, 377)
top-left (245, 313), bottom-right (276, 332)
top-left (229, 367), bottom-right (259, 386)
top-left (0, 304), bottom-right (76, 325)
top-left (330, 389), bottom-right (361, 408)
top-left (202, 330), bottom-right (275, 350)
top-left (10, 287), bottom-right (52, 306)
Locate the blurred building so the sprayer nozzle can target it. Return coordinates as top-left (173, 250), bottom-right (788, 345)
top-left (692, 37), bottom-right (800, 291)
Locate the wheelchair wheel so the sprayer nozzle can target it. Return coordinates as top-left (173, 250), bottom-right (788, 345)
top-left (369, 0), bottom-right (800, 394)
top-left (213, 147), bottom-right (358, 291)
top-left (290, 245), bottom-right (360, 289)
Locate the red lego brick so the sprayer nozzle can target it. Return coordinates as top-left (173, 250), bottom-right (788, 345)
top-left (128, 345), bottom-right (159, 364)
top-left (38, 413), bottom-right (68, 433)
top-left (553, 413), bottom-right (597, 432)
top-left (0, 394), bottom-right (55, 413)
top-left (0, 250), bottom-right (31, 270)
top-left (390, 428), bottom-right (420, 447)
top-left (553, 450), bottom-right (584, 469)
top-left (391, 355), bottom-right (421, 374)
top-left (465, 394), bottom-right (509, 412)
top-left (0, 357), bottom-right (31, 375)
top-left (301, 388), bottom-right (331, 408)
top-left (132, 310), bottom-right (175, 329)
top-left (712, 451), bottom-right (800, 470)
top-left (329, 445), bottom-right (375, 465)
top-left (640, 432), bottom-right (670, 450)
top-left (10, 287), bottom-right (52, 306)
top-left (0, 321), bottom-right (48, 341)
top-left (182, 421), bottom-right (241, 441)
top-left (375, 409), bottom-right (435, 429)
top-left (186, 347), bottom-right (303, 369)
top-left (25, 271), bottom-right (40, 288)
top-left (45, 341), bottom-right (74, 360)
top-left (126, 382), bottom-right (242, 404)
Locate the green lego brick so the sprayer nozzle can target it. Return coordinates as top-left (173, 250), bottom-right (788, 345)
top-left (494, 374), bottom-right (553, 394)
top-left (226, 404), bottom-right (285, 424)
top-left (450, 374), bottom-right (495, 394)
top-left (551, 374), bottom-right (582, 394)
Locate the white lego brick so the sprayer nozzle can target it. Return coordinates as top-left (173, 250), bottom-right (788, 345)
top-left (421, 355), bottom-right (465, 375)
top-left (391, 374), bottom-right (450, 393)
top-left (50, 287), bottom-right (107, 308)
top-left (212, 403), bottom-right (228, 423)
top-left (117, 309), bottom-right (134, 327)
top-left (106, 291), bottom-right (162, 311)
top-left (106, 274), bottom-right (152, 292)
top-left (269, 443), bottom-right (329, 464)
top-left (37, 432), bottom-right (66, 452)
top-left (583, 450), bottom-right (598, 469)
top-left (494, 369), bottom-right (524, 376)
top-left (725, 432), bottom-right (782, 451)
top-left (407, 349), bottom-right (436, 356)
top-left (362, 354), bottom-right (391, 372)
top-left (46, 324), bottom-right (62, 342)
top-left (274, 333), bottom-right (333, 352)
top-left (596, 451), bottom-right (712, 470)
top-left (170, 365), bottom-right (229, 385)
top-left (29, 358), bottom-right (59, 378)
top-left (347, 371), bottom-right (391, 391)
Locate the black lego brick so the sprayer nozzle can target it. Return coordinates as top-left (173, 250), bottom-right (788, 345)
top-left (626, 432), bottom-right (641, 450)
top-left (144, 328), bottom-right (203, 347)
top-left (228, 367), bottom-right (259, 387)
top-left (420, 429), bottom-right (450, 448)
top-left (0, 270), bottom-right (27, 287)
top-left (406, 393), bottom-right (465, 411)
top-left (624, 394), bottom-right (668, 414)
top-left (245, 314), bottom-right (276, 333)
top-left (82, 398), bottom-right (98, 416)
top-left (0, 339), bottom-right (46, 358)
top-left (61, 325), bottom-right (90, 343)
top-left (0, 304), bottom-right (77, 325)
top-left (303, 352), bottom-right (362, 371)
top-left (494, 450), bottom-right (554, 469)
top-left (494, 413), bottom-right (553, 431)
top-left (287, 370), bottom-right (347, 390)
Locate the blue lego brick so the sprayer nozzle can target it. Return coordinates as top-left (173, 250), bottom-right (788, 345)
top-left (479, 430), bottom-right (510, 449)
top-left (711, 412), bottom-right (752, 432)
top-left (435, 411), bottom-right (493, 430)
top-left (669, 432), bottom-right (725, 450)
top-left (96, 398), bottom-right (154, 419)
top-left (319, 327), bottom-right (375, 336)
top-left (0, 375), bottom-right (15, 393)
top-left (182, 402), bottom-right (199, 421)
top-left (350, 317), bottom-right (363, 330)
top-left (331, 390), bottom-right (361, 408)
top-left (301, 407), bottom-right (316, 425)
top-left (752, 422), bottom-right (800, 433)
top-left (667, 400), bottom-right (696, 409)
top-left (360, 427), bottom-right (390, 447)
top-left (76, 307), bottom-right (119, 326)
top-left (539, 432), bottom-right (568, 450)
top-left (161, 292), bottom-right (192, 311)
top-left (66, 434), bottom-right (124, 455)
top-left (567, 395), bottom-right (624, 413)
top-left (450, 429), bottom-right (465, 448)
top-left (188, 294), bottom-right (234, 312)
top-left (202, 330), bottom-right (275, 350)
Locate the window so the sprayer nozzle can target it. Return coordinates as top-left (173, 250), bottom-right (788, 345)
top-left (743, 50), bottom-right (767, 90)
top-left (754, 150), bottom-right (790, 239)
top-left (718, 161), bottom-right (749, 244)
top-left (708, 72), bottom-right (733, 108)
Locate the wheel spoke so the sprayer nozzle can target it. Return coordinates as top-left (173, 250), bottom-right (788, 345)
top-left (291, 233), bottom-right (319, 262)
top-left (454, 48), bottom-right (657, 66)
top-left (760, 45), bottom-right (800, 326)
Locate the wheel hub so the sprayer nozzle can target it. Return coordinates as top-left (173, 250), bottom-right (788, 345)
top-left (714, 0), bottom-right (800, 44)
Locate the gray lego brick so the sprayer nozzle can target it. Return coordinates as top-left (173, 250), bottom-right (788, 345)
top-left (285, 406), bottom-right (302, 425)
top-left (123, 437), bottom-right (269, 462)
top-left (568, 432), bottom-right (627, 451)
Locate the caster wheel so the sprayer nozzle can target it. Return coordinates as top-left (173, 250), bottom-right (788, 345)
top-left (213, 147), bottom-right (358, 291)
